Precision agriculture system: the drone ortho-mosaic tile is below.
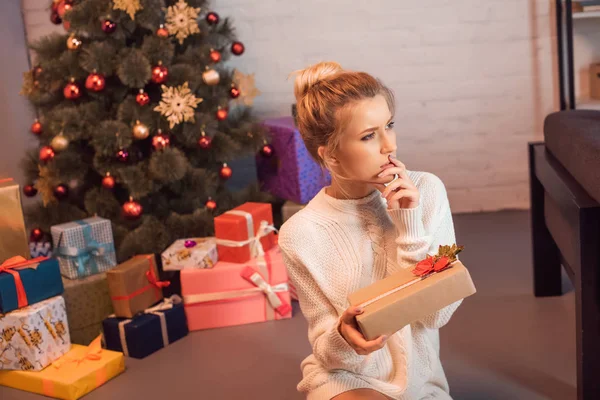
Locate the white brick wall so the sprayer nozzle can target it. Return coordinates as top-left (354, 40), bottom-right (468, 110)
top-left (20, 0), bottom-right (598, 213)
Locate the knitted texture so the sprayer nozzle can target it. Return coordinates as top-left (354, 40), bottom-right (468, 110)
top-left (278, 170), bottom-right (462, 400)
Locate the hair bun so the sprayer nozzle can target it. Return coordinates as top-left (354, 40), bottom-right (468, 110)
top-left (291, 61), bottom-right (343, 102)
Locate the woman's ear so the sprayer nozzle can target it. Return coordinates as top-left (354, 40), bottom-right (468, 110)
top-left (318, 145), bottom-right (338, 165)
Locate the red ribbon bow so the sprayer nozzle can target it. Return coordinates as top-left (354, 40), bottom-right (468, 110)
top-left (146, 268), bottom-right (170, 289)
top-left (0, 256), bottom-right (48, 308)
top-left (411, 255), bottom-right (450, 277)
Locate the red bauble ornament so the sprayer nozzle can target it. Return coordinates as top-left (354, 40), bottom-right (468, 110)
top-left (116, 149), bottom-right (129, 162)
top-left (102, 19), bottom-right (117, 34)
top-left (205, 198), bottom-right (217, 210)
top-left (198, 134), bottom-right (212, 149)
top-left (206, 12), bottom-right (220, 25)
top-left (216, 108), bottom-right (228, 121)
top-left (53, 184), bottom-right (69, 199)
top-left (151, 63), bottom-right (168, 84)
top-left (231, 41), bottom-right (245, 56)
top-left (63, 80), bottom-right (81, 100)
top-left (152, 131), bottom-right (170, 150)
top-left (51, 1), bottom-right (60, 12)
top-left (23, 184), bottom-right (37, 197)
top-left (31, 120), bottom-right (43, 135)
top-left (33, 66), bottom-right (43, 78)
top-left (30, 228), bottom-right (44, 242)
top-left (209, 49), bottom-right (221, 63)
top-left (136, 89), bottom-right (150, 106)
top-left (219, 163), bottom-right (232, 180)
top-left (50, 11), bottom-right (62, 24)
top-left (229, 87), bottom-right (240, 99)
top-left (261, 143), bottom-right (274, 158)
top-left (156, 24), bottom-right (169, 38)
top-left (122, 197), bottom-right (143, 220)
top-left (57, 1), bottom-right (72, 18)
top-left (39, 146), bottom-right (55, 162)
top-left (102, 173), bottom-right (115, 189)
top-left (85, 72), bottom-right (105, 92)
top-left (63, 20), bottom-right (71, 31)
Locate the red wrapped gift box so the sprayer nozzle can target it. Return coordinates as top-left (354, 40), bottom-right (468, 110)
top-left (181, 246), bottom-right (292, 331)
top-left (214, 202), bottom-right (277, 263)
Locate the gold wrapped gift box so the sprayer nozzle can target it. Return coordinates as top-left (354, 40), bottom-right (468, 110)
top-left (0, 337), bottom-right (125, 400)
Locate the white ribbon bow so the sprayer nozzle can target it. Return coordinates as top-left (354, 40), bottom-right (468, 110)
top-left (215, 211), bottom-right (278, 258)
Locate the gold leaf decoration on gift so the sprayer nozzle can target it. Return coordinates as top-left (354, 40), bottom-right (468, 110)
top-left (232, 69), bottom-right (261, 106)
top-left (113, 0), bottom-right (143, 20)
top-left (154, 81), bottom-right (203, 129)
top-left (435, 244), bottom-right (464, 263)
top-left (20, 70), bottom-right (35, 96)
top-left (164, 0), bottom-right (201, 45)
top-left (35, 166), bottom-right (59, 206)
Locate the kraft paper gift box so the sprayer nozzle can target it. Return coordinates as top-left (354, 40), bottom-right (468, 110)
top-left (348, 259), bottom-right (476, 341)
top-left (256, 117), bottom-right (331, 204)
top-left (0, 296), bottom-right (71, 371)
top-left (0, 336), bottom-right (125, 400)
top-left (182, 246), bottom-right (292, 331)
top-left (102, 295), bottom-right (188, 359)
top-left (51, 216), bottom-right (117, 279)
top-left (62, 273), bottom-right (113, 345)
top-left (0, 256), bottom-right (64, 313)
top-left (0, 178), bottom-right (30, 263)
top-left (107, 254), bottom-right (168, 318)
top-left (161, 237), bottom-right (218, 271)
top-left (214, 202), bottom-right (277, 263)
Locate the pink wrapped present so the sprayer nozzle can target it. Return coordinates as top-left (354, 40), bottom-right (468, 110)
top-left (181, 246), bottom-right (292, 331)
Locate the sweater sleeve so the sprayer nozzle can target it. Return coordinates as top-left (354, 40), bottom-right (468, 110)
top-left (387, 173), bottom-right (462, 329)
top-left (278, 227), bottom-right (368, 373)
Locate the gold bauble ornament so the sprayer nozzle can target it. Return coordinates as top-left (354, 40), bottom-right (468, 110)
top-left (66, 34), bottom-right (82, 50)
top-left (132, 120), bottom-right (150, 140)
top-left (202, 68), bottom-right (220, 86)
top-left (50, 134), bottom-right (69, 152)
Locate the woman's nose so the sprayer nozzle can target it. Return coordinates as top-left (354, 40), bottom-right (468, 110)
top-left (381, 136), bottom-right (396, 154)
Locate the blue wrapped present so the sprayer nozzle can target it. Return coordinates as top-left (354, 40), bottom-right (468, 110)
top-left (51, 216), bottom-right (117, 279)
top-left (102, 295), bottom-right (188, 359)
top-left (0, 256), bottom-right (64, 313)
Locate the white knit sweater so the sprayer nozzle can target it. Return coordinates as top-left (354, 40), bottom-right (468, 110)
top-left (278, 170), bottom-right (462, 400)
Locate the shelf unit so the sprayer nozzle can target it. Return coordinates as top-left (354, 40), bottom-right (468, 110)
top-left (556, 0), bottom-right (600, 110)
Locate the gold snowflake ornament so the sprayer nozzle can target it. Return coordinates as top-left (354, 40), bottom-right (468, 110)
top-left (154, 81), bottom-right (203, 129)
top-left (35, 166), bottom-right (59, 207)
top-left (165, 0), bottom-right (201, 45)
top-left (20, 70), bottom-right (35, 96)
top-left (113, 0), bottom-right (143, 20)
top-left (232, 70), bottom-right (261, 106)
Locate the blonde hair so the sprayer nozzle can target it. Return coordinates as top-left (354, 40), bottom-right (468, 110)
top-left (289, 61), bottom-right (395, 173)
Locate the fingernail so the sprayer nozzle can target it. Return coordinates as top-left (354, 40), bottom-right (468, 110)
top-left (381, 335), bottom-right (388, 342)
top-left (356, 307), bottom-right (364, 314)
top-left (377, 172), bottom-right (383, 177)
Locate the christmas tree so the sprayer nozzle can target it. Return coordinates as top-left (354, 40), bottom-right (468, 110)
top-left (20, 0), bottom-right (273, 262)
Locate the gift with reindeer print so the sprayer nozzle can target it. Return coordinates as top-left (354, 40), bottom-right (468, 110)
top-left (0, 295), bottom-right (71, 371)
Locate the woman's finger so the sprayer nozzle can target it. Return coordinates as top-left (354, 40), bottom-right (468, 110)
top-left (388, 156), bottom-right (411, 180)
top-left (380, 177), bottom-right (411, 199)
top-left (386, 189), bottom-right (413, 204)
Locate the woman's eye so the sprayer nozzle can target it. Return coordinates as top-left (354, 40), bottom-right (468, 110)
top-left (386, 121), bottom-right (395, 129)
top-left (361, 132), bottom-right (375, 141)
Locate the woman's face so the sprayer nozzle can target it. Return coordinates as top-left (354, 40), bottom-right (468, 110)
top-left (328, 94), bottom-right (397, 188)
